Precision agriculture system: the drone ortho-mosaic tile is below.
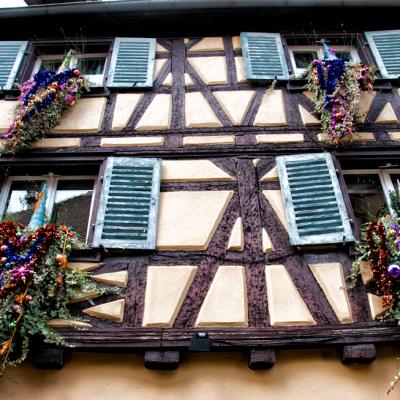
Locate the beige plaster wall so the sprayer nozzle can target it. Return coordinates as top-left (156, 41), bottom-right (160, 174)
top-left (2, 348), bottom-right (399, 400)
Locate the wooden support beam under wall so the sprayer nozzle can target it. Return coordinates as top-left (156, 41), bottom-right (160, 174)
top-left (342, 344), bottom-right (377, 364)
top-left (248, 349), bottom-right (276, 370)
top-left (32, 347), bottom-right (64, 369)
top-left (144, 351), bottom-right (180, 370)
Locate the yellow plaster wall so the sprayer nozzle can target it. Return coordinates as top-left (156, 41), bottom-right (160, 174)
top-left (2, 348), bottom-right (399, 400)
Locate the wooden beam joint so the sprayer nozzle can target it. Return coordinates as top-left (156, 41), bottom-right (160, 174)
top-left (32, 347), bottom-right (64, 369)
top-left (248, 349), bottom-right (276, 370)
top-left (144, 351), bottom-right (180, 370)
top-left (342, 344), bottom-right (377, 364)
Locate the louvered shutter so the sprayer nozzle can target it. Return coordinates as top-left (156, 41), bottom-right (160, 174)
top-left (107, 37), bottom-right (156, 88)
top-left (365, 30), bottom-right (400, 79)
top-left (276, 153), bottom-right (354, 246)
top-left (240, 32), bottom-right (289, 81)
top-left (0, 41), bottom-right (28, 90)
top-left (93, 157), bottom-right (161, 249)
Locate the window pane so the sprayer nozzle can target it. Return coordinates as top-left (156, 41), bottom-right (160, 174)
top-left (293, 51), bottom-right (318, 69)
top-left (335, 51), bottom-right (351, 60)
top-left (77, 57), bottom-right (105, 75)
top-left (53, 180), bottom-right (94, 242)
top-left (39, 58), bottom-right (63, 72)
top-left (344, 174), bottom-right (385, 225)
top-left (3, 180), bottom-right (45, 226)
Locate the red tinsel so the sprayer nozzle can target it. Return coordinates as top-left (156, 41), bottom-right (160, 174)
top-left (366, 221), bottom-right (393, 306)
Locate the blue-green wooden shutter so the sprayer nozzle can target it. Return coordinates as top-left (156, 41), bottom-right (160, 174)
top-left (0, 41), bottom-right (28, 90)
top-left (276, 153), bottom-right (354, 246)
top-left (93, 157), bottom-right (161, 249)
top-left (107, 37), bottom-right (156, 88)
top-left (240, 32), bottom-right (289, 80)
top-left (365, 30), bottom-right (400, 79)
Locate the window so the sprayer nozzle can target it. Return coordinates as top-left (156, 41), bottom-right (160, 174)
top-left (288, 45), bottom-right (360, 77)
top-left (343, 169), bottom-right (400, 226)
top-left (32, 52), bottom-right (108, 87)
top-left (0, 174), bottom-right (97, 243)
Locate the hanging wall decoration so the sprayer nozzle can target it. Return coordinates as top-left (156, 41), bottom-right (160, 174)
top-left (1, 52), bottom-right (88, 153)
top-left (307, 41), bottom-right (376, 146)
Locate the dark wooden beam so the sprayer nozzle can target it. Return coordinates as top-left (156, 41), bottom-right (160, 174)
top-left (248, 349), bottom-right (276, 370)
top-left (144, 351), bottom-right (180, 370)
top-left (342, 344), bottom-right (377, 364)
top-left (32, 347), bottom-right (64, 369)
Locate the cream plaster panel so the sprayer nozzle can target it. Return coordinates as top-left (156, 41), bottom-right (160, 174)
top-left (135, 94), bottom-right (171, 131)
top-left (161, 160), bottom-right (235, 182)
top-left (309, 263), bottom-right (353, 324)
top-left (68, 291), bottom-right (102, 304)
top-left (83, 299), bottom-right (125, 323)
top-left (189, 37), bottom-right (224, 52)
top-left (213, 90), bottom-right (255, 125)
top-left (234, 56), bottom-right (247, 83)
top-left (184, 38), bottom-right (190, 44)
top-left (254, 90), bottom-right (287, 126)
top-left (162, 73), bottom-right (173, 87)
top-left (359, 260), bottom-right (373, 285)
top-left (252, 158), bottom-right (261, 167)
top-left (156, 190), bottom-right (234, 250)
top-left (67, 262), bottom-right (103, 271)
top-left (256, 133), bottom-right (304, 144)
top-left (2, 349), bottom-right (399, 400)
top-left (153, 59), bottom-right (167, 79)
top-left (196, 266), bottom-right (248, 327)
top-left (184, 73), bottom-right (195, 87)
top-left (0, 100), bottom-right (16, 133)
top-left (227, 217), bottom-right (244, 251)
top-left (232, 36), bottom-right (242, 51)
top-left (188, 57), bottom-right (228, 85)
top-left (183, 135), bottom-right (235, 146)
top-left (262, 190), bottom-right (288, 231)
top-left (52, 97), bottom-right (106, 133)
top-left (368, 293), bottom-right (390, 320)
top-left (388, 131), bottom-right (400, 141)
top-left (101, 136), bottom-right (164, 147)
top-left (142, 265), bottom-right (197, 327)
top-left (266, 264), bottom-right (316, 326)
top-left (156, 43), bottom-right (168, 53)
top-left (47, 318), bottom-right (92, 329)
top-left (299, 104), bottom-right (320, 126)
top-left (375, 102), bottom-right (399, 124)
top-left (260, 166), bottom-right (279, 182)
top-left (262, 228), bottom-right (274, 253)
top-left (112, 93), bottom-right (143, 131)
top-left (317, 132), bottom-right (375, 142)
top-left (31, 138), bottom-right (81, 149)
top-left (185, 92), bottom-right (222, 128)
top-left (303, 90), bottom-right (315, 102)
top-left (356, 91), bottom-right (376, 123)
top-left (91, 271), bottom-right (129, 288)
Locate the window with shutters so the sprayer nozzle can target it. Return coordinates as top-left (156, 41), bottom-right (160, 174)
top-left (0, 174), bottom-right (97, 243)
top-left (276, 153), bottom-right (354, 246)
top-left (0, 41), bottom-right (28, 90)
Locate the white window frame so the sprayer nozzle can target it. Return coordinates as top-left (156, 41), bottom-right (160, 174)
top-left (32, 52), bottom-right (108, 87)
top-left (0, 174), bottom-right (98, 243)
top-left (343, 169), bottom-right (400, 217)
top-left (288, 45), bottom-right (361, 77)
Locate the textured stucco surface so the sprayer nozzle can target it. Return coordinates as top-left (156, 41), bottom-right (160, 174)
top-left (2, 348), bottom-right (399, 400)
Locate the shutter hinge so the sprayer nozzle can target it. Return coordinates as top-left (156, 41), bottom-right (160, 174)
top-left (151, 197), bottom-right (156, 205)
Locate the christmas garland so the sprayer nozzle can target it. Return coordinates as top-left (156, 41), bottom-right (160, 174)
top-left (1, 60), bottom-right (88, 153)
top-left (306, 43), bottom-right (375, 146)
top-left (0, 221), bottom-right (114, 376)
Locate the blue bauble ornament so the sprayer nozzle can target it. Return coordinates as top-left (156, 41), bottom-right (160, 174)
top-left (387, 264), bottom-right (400, 279)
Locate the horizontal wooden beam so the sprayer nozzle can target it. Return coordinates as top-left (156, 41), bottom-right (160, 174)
top-left (32, 347), bottom-right (64, 369)
top-left (60, 323), bottom-right (400, 350)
